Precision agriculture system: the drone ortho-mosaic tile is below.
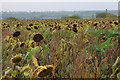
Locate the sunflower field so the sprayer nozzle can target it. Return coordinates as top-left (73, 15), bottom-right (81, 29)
top-left (1, 18), bottom-right (120, 79)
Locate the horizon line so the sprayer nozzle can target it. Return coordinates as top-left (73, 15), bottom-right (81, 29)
top-left (0, 9), bottom-right (118, 12)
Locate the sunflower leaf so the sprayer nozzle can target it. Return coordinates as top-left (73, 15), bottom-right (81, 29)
top-left (43, 28), bottom-right (50, 38)
top-left (117, 73), bottom-right (120, 80)
top-left (32, 55), bottom-right (39, 67)
top-left (5, 67), bottom-right (12, 76)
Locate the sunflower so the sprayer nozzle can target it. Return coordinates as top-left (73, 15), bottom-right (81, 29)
top-left (32, 66), bottom-right (44, 77)
top-left (20, 42), bottom-right (25, 47)
top-left (72, 27), bottom-right (78, 33)
top-left (13, 31), bottom-right (20, 37)
top-left (29, 40), bottom-right (34, 44)
top-left (16, 23), bottom-right (22, 28)
top-left (34, 25), bottom-right (38, 29)
top-left (93, 23), bottom-right (98, 26)
top-left (6, 36), bottom-right (12, 42)
top-left (114, 21), bottom-right (118, 25)
top-left (37, 65), bottom-right (54, 78)
top-left (73, 23), bottom-right (77, 27)
top-left (20, 66), bottom-right (31, 73)
top-left (11, 55), bottom-right (23, 64)
top-left (28, 40), bottom-right (34, 48)
top-left (32, 33), bottom-right (44, 42)
top-left (29, 23), bottom-right (33, 27)
top-left (26, 26), bottom-right (31, 31)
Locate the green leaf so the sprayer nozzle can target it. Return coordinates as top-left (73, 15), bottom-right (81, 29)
top-left (88, 28), bottom-right (94, 34)
top-left (110, 68), bottom-right (119, 78)
top-left (66, 64), bottom-right (71, 72)
top-left (117, 73), bottom-right (120, 80)
top-left (29, 33), bottom-right (32, 40)
top-left (101, 37), bottom-right (112, 49)
top-left (24, 72), bottom-right (30, 77)
top-left (5, 67), bottom-right (12, 76)
top-left (32, 55), bottom-right (39, 67)
top-left (6, 42), bottom-right (11, 50)
top-left (95, 28), bottom-right (102, 36)
top-left (102, 30), bottom-right (107, 34)
top-left (110, 57), bottom-right (120, 78)
top-left (112, 65), bottom-right (116, 74)
top-left (39, 46), bottom-right (42, 50)
top-left (113, 57), bottom-right (120, 69)
top-left (31, 47), bottom-right (40, 55)
top-left (43, 48), bottom-right (48, 55)
top-left (24, 52), bottom-right (29, 61)
top-left (67, 30), bottom-right (71, 37)
top-left (1, 76), bottom-right (5, 80)
top-left (13, 70), bottom-right (17, 77)
top-left (43, 28), bottom-right (50, 38)
top-left (43, 44), bottom-right (48, 55)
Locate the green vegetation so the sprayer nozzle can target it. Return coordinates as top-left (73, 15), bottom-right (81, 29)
top-left (1, 10), bottom-right (118, 19)
top-left (96, 13), bottom-right (117, 18)
top-left (61, 15), bottom-right (82, 19)
top-left (6, 17), bottom-right (18, 20)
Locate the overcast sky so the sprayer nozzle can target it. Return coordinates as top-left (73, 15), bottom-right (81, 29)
top-left (0, 0), bottom-right (119, 2)
top-left (0, 0), bottom-right (120, 12)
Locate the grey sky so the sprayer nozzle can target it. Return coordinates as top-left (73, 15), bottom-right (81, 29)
top-left (1, 2), bottom-right (118, 12)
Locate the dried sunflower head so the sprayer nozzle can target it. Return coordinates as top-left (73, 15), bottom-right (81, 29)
top-left (29, 23), bottom-right (33, 27)
top-left (37, 65), bottom-right (54, 78)
top-left (32, 33), bottom-right (44, 42)
top-left (20, 42), bottom-right (25, 47)
top-left (26, 26), bottom-right (31, 31)
top-left (11, 55), bottom-right (23, 64)
top-left (13, 31), bottom-right (20, 37)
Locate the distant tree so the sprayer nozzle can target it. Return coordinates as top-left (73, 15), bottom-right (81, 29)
top-left (96, 13), bottom-right (117, 18)
top-left (106, 13), bottom-right (118, 18)
top-left (61, 15), bottom-right (82, 19)
top-left (6, 17), bottom-right (18, 20)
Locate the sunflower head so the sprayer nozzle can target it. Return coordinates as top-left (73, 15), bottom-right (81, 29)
top-left (32, 33), bottom-right (44, 42)
top-left (37, 65), bottom-right (54, 78)
top-left (20, 42), bottom-right (25, 47)
top-left (11, 55), bottom-right (23, 64)
top-left (13, 31), bottom-right (20, 37)
top-left (73, 23), bottom-right (77, 27)
top-left (34, 25), bottom-right (38, 29)
top-left (72, 27), bottom-right (78, 33)
top-left (26, 26), bottom-right (31, 31)
top-left (29, 23), bottom-right (33, 27)
top-left (6, 36), bottom-right (11, 41)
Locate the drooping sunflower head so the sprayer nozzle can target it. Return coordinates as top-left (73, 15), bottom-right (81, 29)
top-left (26, 26), bottom-right (31, 31)
top-left (6, 35), bottom-right (11, 42)
top-left (45, 65), bottom-right (54, 73)
top-left (34, 25), bottom-right (38, 29)
top-left (13, 31), bottom-right (20, 37)
top-left (29, 23), bottom-right (33, 27)
top-left (114, 21), bottom-right (118, 25)
top-left (73, 23), bottom-right (77, 27)
top-left (19, 42), bottom-right (25, 47)
top-left (32, 33), bottom-right (44, 42)
top-left (11, 55), bottom-right (23, 64)
top-left (37, 65), bottom-right (54, 78)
